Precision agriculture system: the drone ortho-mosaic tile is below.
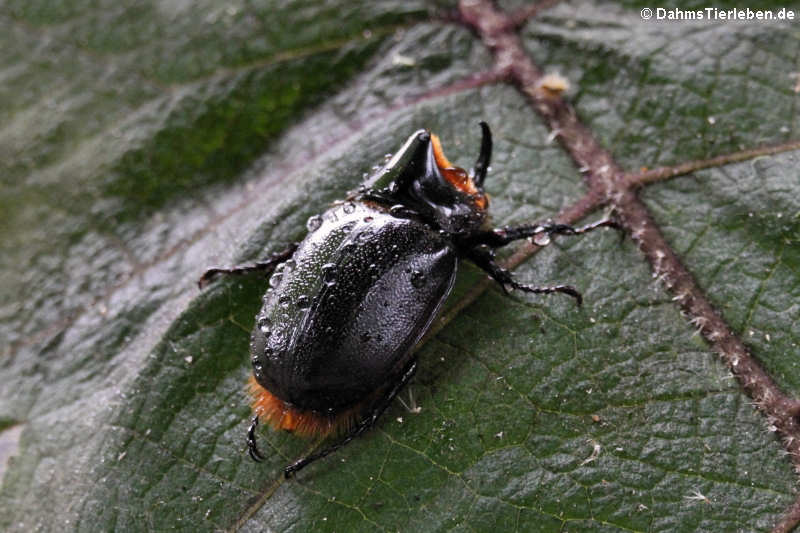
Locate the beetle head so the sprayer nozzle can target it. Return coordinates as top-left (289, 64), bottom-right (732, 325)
top-left (365, 123), bottom-right (492, 234)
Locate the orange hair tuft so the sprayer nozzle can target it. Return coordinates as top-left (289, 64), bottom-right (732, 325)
top-left (248, 376), bottom-right (362, 438)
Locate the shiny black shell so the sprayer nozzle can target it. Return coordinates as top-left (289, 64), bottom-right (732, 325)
top-left (250, 200), bottom-right (457, 413)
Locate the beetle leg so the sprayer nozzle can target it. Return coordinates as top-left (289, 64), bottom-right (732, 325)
top-left (283, 359), bottom-right (419, 479)
top-left (467, 217), bottom-right (619, 248)
top-left (466, 245), bottom-right (583, 305)
top-left (247, 415), bottom-right (265, 462)
top-left (198, 243), bottom-right (299, 289)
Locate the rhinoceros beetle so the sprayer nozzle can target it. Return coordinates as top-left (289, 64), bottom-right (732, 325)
top-left (200, 123), bottom-right (616, 478)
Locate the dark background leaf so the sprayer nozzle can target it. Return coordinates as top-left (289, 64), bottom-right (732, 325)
top-left (1, 1), bottom-right (797, 532)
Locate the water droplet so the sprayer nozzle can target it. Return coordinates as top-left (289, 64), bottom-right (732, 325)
top-left (363, 216), bottom-right (374, 223)
top-left (297, 295), bottom-right (311, 309)
top-left (343, 202), bottom-right (356, 214)
top-left (257, 315), bottom-right (272, 335)
top-left (321, 263), bottom-right (338, 286)
top-left (278, 295), bottom-right (291, 307)
top-left (341, 221), bottom-right (357, 234)
top-left (306, 215), bottom-right (323, 232)
top-left (533, 233), bottom-right (551, 246)
top-left (411, 269), bottom-right (425, 288)
top-left (283, 259), bottom-right (296, 272)
top-left (268, 272), bottom-right (282, 288)
top-left (356, 230), bottom-right (373, 243)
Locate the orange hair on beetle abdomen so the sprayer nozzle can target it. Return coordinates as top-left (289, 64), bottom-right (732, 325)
top-left (248, 375), bottom-right (363, 438)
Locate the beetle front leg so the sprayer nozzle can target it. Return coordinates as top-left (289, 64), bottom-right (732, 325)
top-left (466, 246), bottom-right (583, 305)
top-left (198, 243), bottom-right (299, 289)
top-left (468, 217), bottom-right (619, 248)
top-left (283, 359), bottom-right (419, 479)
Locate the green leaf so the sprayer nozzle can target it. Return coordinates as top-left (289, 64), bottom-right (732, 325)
top-left (1, 1), bottom-right (797, 532)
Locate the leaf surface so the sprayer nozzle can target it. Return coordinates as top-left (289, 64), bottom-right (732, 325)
top-left (1, 1), bottom-right (798, 532)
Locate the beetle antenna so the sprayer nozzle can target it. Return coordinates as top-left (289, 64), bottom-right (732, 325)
top-left (471, 121), bottom-right (492, 187)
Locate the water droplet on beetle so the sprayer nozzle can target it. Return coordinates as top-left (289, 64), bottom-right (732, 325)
top-left (363, 216), bottom-right (374, 223)
top-left (343, 202), bottom-right (356, 214)
top-left (257, 315), bottom-right (272, 335)
top-left (297, 295), bottom-right (310, 309)
top-left (283, 259), bottom-right (296, 272)
top-left (411, 270), bottom-right (425, 288)
top-left (533, 233), bottom-right (551, 246)
top-left (306, 215), bottom-right (323, 232)
top-left (269, 272), bottom-right (282, 288)
top-left (341, 221), bottom-right (357, 234)
top-left (278, 295), bottom-right (291, 307)
top-left (321, 263), bottom-right (338, 286)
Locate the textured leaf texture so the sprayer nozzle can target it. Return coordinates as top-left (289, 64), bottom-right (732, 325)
top-left (1, 1), bottom-right (799, 532)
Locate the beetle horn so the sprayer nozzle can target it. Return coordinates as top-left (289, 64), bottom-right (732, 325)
top-left (471, 122), bottom-right (492, 187)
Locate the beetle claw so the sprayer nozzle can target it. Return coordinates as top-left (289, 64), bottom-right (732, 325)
top-left (247, 416), bottom-right (265, 462)
top-left (249, 446), bottom-right (264, 463)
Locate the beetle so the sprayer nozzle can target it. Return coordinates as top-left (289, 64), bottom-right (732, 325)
top-left (200, 123), bottom-right (616, 478)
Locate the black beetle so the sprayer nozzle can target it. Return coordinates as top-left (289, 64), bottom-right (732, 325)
top-left (200, 123), bottom-right (615, 477)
